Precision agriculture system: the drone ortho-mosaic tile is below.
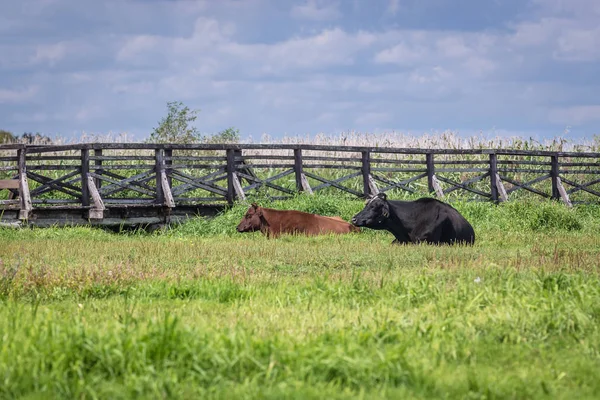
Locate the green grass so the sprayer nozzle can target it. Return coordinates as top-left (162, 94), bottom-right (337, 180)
top-left (1, 196), bottom-right (600, 399)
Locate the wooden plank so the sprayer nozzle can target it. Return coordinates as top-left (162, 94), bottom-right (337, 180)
top-left (300, 173), bottom-right (313, 195)
top-left (372, 172), bottom-right (426, 193)
top-left (169, 170), bottom-right (228, 197)
top-left (100, 170), bottom-right (155, 194)
top-left (435, 175), bottom-right (492, 198)
top-left (431, 174), bottom-right (444, 198)
top-left (238, 169), bottom-right (295, 195)
top-left (29, 170), bottom-right (81, 196)
top-left (91, 172), bottom-right (156, 197)
top-left (232, 172), bottom-right (246, 201)
top-left (556, 177), bottom-right (572, 208)
top-left (311, 171), bottom-right (362, 192)
top-left (86, 174), bottom-right (105, 220)
top-left (18, 149), bottom-right (32, 220)
top-left (368, 174), bottom-right (379, 195)
top-left (501, 174), bottom-right (551, 198)
top-left (561, 177), bottom-right (600, 197)
top-left (0, 180), bottom-right (19, 189)
top-left (161, 170), bottom-right (175, 208)
top-left (495, 173), bottom-right (509, 202)
top-left (441, 172), bottom-right (490, 195)
top-left (15, 142), bottom-right (600, 158)
top-left (303, 171), bottom-right (363, 197)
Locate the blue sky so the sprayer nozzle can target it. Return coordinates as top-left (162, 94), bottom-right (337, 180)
top-left (1, 0), bottom-right (599, 141)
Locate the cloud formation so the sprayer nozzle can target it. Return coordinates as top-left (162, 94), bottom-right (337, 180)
top-left (0, 0), bottom-right (598, 140)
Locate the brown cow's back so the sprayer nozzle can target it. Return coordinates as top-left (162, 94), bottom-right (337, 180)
top-left (259, 208), bottom-right (358, 237)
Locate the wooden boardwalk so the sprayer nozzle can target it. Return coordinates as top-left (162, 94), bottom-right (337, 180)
top-left (1, 143), bottom-right (599, 227)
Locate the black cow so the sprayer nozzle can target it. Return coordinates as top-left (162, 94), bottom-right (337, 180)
top-left (351, 193), bottom-right (475, 245)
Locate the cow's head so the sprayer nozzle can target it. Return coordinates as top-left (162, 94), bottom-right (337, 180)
top-left (351, 192), bottom-right (390, 229)
top-left (236, 203), bottom-right (264, 232)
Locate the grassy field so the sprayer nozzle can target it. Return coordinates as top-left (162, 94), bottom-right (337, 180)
top-left (1, 196), bottom-right (600, 399)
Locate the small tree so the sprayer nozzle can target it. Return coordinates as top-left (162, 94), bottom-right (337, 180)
top-left (205, 127), bottom-right (240, 144)
top-left (147, 101), bottom-right (202, 144)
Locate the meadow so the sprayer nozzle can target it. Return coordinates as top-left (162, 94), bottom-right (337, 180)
top-left (1, 195), bottom-right (600, 399)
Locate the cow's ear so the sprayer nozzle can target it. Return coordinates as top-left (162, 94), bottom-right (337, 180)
top-left (378, 192), bottom-right (387, 201)
top-left (382, 203), bottom-right (390, 218)
top-left (251, 202), bottom-right (259, 209)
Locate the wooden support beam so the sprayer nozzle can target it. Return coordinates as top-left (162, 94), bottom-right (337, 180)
top-left (368, 174), bottom-right (379, 195)
top-left (431, 174), bottom-right (444, 198)
top-left (86, 174), bottom-right (105, 220)
top-left (495, 173), bottom-right (508, 202)
top-left (17, 149), bottom-right (32, 220)
top-left (556, 177), bottom-right (572, 208)
top-left (161, 170), bottom-right (175, 208)
top-left (300, 173), bottom-right (313, 195)
top-left (232, 172), bottom-right (246, 201)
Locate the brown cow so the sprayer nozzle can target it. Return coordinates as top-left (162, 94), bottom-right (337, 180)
top-left (236, 203), bottom-right (360, 238)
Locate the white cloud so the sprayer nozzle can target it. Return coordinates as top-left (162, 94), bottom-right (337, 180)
top-left (387, 0), bottom-right (400, 15)
top-left (0, 86), bottom-right (38, 104)
top-left (554, 27), bottom-right (600, 61)
top-left (549, 105), bottom-right (600, 125)
top-left (291, 0), bottom-right (341, 21)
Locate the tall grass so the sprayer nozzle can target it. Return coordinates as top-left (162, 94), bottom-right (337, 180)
top-left (1, 197), bottom-right (600, 398)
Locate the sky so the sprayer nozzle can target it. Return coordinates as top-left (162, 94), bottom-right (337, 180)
top-left (1, 0), bottom-right (600, 142)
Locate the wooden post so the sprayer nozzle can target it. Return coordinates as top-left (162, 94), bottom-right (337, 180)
top-left (426, 152), bottom-right (435, 194)
top-left (86, 174), bottom-right (105, 220)
top-left (294, 148), bottom-right (304, 193)
top-left (164, 148), bottom-right (173, 188)
top-left (81, 148), bottom-right (90, 207)
top-left (489, 153), bottom-right (499, 202)
top-left (94, 148), bottom-right (102, 190)
top-left (361, 151), bottom-right (371, 197)
top-left (551, 155), bottom-right (560, 200)
top-left (226, 149), bottom-right (235, 204)
top-left (155, 148), bottom-right (165, 205)
top-left (17, 148), bottom-right (32, 220)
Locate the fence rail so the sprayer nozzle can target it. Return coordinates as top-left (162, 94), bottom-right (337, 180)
top-left (1, 143), bottom-right (599, 223)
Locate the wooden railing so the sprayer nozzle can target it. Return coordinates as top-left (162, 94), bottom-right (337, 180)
top-left (1, 143), bottom-right (600, 221)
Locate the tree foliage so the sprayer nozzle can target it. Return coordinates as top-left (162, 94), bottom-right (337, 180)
top-left (148, 101), bottom-right (240, 144)
top-left (0, 130), bottom-right (15, 144)
top-left (147, 101), bottom-right (202, 144)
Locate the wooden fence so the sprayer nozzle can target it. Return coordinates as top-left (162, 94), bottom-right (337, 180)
top-left (1, 143), bottom-right (600, 222)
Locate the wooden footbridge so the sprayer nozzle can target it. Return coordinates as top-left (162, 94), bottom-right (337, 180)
top-left (1, 143), bottom-right (599, 228)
